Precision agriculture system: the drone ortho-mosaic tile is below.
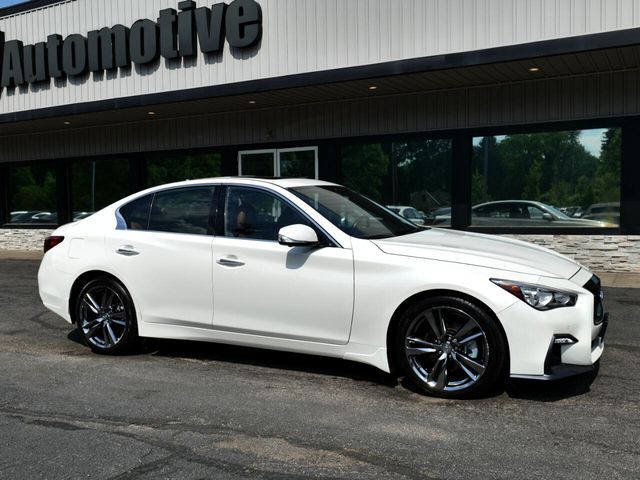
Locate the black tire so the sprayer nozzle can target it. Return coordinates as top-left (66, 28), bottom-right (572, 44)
top-left (74, 276), bottom-right (138, 355)
top-left (393, 295), bottom-right (507, 399)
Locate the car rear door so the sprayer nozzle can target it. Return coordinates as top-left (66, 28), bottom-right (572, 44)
top-left (211, 185), bottom-right (354, 344)
top-left (105, 186), bottom-right (216, 328)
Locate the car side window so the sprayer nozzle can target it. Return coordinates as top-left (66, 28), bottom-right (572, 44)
top-left (118, 194), bottom-right (152, 230)
top-left (148, 187), bottom-right (215, 235)
top-left (225, 186), bottom-right (311, 241)
top-left (527, 206), bottom-right (545, 219)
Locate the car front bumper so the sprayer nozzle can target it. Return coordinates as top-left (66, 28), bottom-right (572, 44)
top-left (498, 273), bottom-right (607, 380)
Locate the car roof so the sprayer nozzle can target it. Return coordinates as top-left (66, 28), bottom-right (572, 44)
top-left (473, 200), bottom-right (547, 208)
top-left (130, 177), bottom-right (339, 196)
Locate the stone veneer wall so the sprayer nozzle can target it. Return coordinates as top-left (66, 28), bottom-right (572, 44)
top-left (504, 235), bottom-right (640, 273)
top-left (0, 229), bottom-right (54, 252)
top-left (1, 229), bottom-right (639, 273)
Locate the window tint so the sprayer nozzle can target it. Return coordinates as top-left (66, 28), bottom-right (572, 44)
top-left (146, 153), bottom-right (221, 187)
top-left (148, 187), bottom-right (215, 235)
top-left (290, 185), bottom-right (420, 239)
top-left (472, 128), bottom-right (621, 228)
top-left (225, 187), bottom-right (311, 241)
top-left (340, 139), bottom-right (452, 227)
top-left (71, 158), bottom-right (129, 222)
top-left (8, 163), bottom-right (57, 225)
top-left (119, 195), bottom-right (152, 230)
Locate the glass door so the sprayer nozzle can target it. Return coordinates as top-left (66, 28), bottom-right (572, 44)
top-left (277, 147), bottom-right (318, 178)
top-left (238, 147), bottom-right (318, 178)
top-left (238, 149), bottom-right (276, 176)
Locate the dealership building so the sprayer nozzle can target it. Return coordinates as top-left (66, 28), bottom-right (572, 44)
top-left (1, 0), bottom-right (640, 273)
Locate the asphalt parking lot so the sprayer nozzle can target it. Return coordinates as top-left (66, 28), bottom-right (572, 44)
top-left (0, 259), bottom-right (638, 480)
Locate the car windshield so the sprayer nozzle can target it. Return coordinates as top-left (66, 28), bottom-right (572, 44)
top-left (289, 185), bottom-right (422, 239)
top-left (543, 204), bottom-right (571, 219)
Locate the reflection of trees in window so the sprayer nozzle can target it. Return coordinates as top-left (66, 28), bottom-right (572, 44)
top-left (472, 129), bottom-right (621, 209)
top-left (340, 140), bottom-right (452, 215)
top-left (392, 140), bottom-right (452, 213)
top-left (340, 144), bottom-right (389, 201)
top-left (10, 165), bottom-right (57, 211)
top-left (71, 159), bottom-right (130, 213)
top-left (146, 153), bottom-right (221, 187)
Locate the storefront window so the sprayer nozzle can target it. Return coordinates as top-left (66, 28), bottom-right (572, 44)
top-left (146, 153), bottom-right (221, 187)
top-left (8, 164), bottom-right (57, 224)
top-left (71, 158), bottom-right (130, 222)
top-left (340, 139), bottom-right (452, 227)
top-left (471, 128), bottom-right (621, 228)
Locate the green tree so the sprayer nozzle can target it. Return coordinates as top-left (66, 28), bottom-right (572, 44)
top-left (341, 144), bottom-right (389, 201)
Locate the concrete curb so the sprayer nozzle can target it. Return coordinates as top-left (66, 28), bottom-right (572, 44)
top-left (0, 251), bottom-right (44, 260)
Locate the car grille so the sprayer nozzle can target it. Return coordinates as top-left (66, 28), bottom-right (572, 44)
top-left (583, 274), bottom-right (605, 325)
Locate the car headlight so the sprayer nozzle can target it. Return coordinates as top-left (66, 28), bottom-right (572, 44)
top-left (490, 279), bottom-right (577, 310)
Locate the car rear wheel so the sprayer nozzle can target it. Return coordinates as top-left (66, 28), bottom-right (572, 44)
top-left (394, 296), bottom-right (507, 398)
top-left (75, 277), bottom-right (138, 354)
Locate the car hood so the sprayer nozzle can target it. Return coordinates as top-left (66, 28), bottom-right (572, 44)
top-left (371, 228), bottom-right (582, 279)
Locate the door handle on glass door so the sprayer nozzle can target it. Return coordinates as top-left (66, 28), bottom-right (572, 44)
top-left (216, 256), bottom-right (245, 267)
top-left (116, 246), bottom-right (140, 256)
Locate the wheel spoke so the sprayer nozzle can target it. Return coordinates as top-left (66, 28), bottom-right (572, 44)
top-left (102, 288), bottom-right (114, 310)
top-left (87, 319), bottom-right (104, 336)
top-left (454, 319), bottom-right (477, 341)
top-left (455, 352), bottom-right (486, 375)
top-left (436, 309), bottom-right (448, 337)
top-left (110, 318), bottom-right (126, 327)
top-left (83, 294), bottom-right (100, 314)
top-left (406, 336), bottom-right (439, 356)
top-left (105, 323), bottom-right (118, 345)
top-left (427, 352), bottom-right (448, 386)
top-left (425, 311), bottom-right (444, 338)
top-left (458, 332), bottom-right (484, 345)
top-left (453, 354), bottom-right (478, 381)
top-left (110, 311), bottom-right (125, 320)
top-left (101, 323), bottom-right (110, 346)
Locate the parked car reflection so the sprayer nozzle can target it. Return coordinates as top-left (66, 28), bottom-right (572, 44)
top-left (386, 205), bottom-right (427, 225)
top-left (581, 202), bottom-right (619, 226)
top-left (429, 200), bottom-right (616, 227)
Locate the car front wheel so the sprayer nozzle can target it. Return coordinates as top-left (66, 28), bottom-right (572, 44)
top-left (75, 277), bottom-right (138, 354)
top-left (394, 296), bottom-right (507, 398)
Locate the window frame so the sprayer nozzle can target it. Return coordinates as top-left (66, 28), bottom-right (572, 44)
top-left (214, 184), bottom-right (340, 247)
top-left (117, 186), bottom-right (217, 237)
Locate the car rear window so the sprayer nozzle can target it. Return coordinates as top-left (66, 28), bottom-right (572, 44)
top-left (118, 194), bottom-right (152, 230)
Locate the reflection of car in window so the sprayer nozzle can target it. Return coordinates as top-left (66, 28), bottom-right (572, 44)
top-left (385, 205), bottom-right (427, 226)
top-left (582, 202), bottom-right (620, 225)
top-left (471, 200), bottom-right (613, 227)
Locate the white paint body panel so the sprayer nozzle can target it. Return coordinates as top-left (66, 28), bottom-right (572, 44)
top-left (38, 178), bottom-right (605, 377)
top-left (2, 0), bottom-right (640, 114)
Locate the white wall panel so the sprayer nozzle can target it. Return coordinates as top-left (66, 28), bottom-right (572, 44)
top-left (1, 0), bottom-right (640, 116)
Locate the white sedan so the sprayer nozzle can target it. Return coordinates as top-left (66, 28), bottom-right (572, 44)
top-left (38, 178), bottom-right (607, 398)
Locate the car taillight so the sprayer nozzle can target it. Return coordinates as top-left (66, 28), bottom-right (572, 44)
top-left (44, 236), bottom-right (64, 253)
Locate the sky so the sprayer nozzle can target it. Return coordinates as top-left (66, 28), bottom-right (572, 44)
top-left (472, 129), bottom-right (606, 156)
top-left (0, 0), bottom-right (28, 7)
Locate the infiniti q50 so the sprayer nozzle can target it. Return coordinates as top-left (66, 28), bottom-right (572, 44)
top-left (38, 178), bottom-right (608, 398)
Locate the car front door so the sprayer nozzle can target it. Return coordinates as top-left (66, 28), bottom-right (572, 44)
top-left (105, 186), bottom-right (216, 328)
top-left (211, 185), bottom-right (354, 344)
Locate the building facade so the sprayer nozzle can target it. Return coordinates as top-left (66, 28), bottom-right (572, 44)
top-left (1, 0), bottom-right (640, 272)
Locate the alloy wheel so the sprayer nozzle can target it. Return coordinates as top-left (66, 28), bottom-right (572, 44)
top-left (79, 285), bottom-right (128, 349)
top-left (404, 306), bottom-right (489, 392)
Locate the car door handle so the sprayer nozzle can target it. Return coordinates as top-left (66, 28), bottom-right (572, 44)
top-left (116, 246), bottom-right (140, 256)
top-left (216, 256), bottom-right (245, 267)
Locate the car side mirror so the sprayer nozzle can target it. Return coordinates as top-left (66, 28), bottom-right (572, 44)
top-left (542, 213), bottom-right (553, 221)
top-left (278, 224), bottom-right (319, 247)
